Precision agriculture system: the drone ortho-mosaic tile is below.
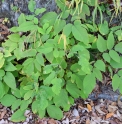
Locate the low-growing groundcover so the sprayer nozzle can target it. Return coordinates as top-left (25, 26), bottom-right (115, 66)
top-left (0, 0), bottom-right (122, 122)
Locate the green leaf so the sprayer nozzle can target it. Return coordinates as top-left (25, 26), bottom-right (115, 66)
top-left (12, 99), bottom-right (22, 110)
top-left (112, 74), bottom-right (121, 91)
top-left (115, 42), bottom-right (122, 54)
top-left (37, 43), bottom-right (53, 54)
top-left (55, 0), bottom-right (66, 11)
top-left (119, 80), bottom-right (122, 94)
top-left (54, 19), bottom-right (66, 34)
top-left (20, 100), bottom-right (29, 111)
top-left (8, 34), bottom-right (20, 42)
top-left (39, 96), bottom-right (48, 110)
top-left (0, 69), bottom-right (5, 77)
top-left (82, 4), bottom-right (90, 16)
top-left (66, 82), bottom-right (80, 98)
top-left (3, 72), bottom-right (16, 90)
top-left (43, 23), bottom-right (49, 31)
top-left (51, 78), bottom-right (62, 95)
top-left (99, 21), bottom-right (109, 35)
top-left (83, 73), bottom-right (96, 95)
top-left (11, 89), bottom-right (21, 98)
top-left (109, 50), bottom-right (120, 63)
top-left (17, 21), bottom-right (38, 32)
top-left (47, 105), bottom-right (63, 120)
top-left (93, 68), bottom-right (102, 81)
top-left (34, 60), bottom-right (41, 72)
top-left (18, 13), bottom-right (26, 25)
top-left (97, 35), bottom-right (107, 52)
top-left (53, 49), bottom-right (59, 58)
top-left (11, 109), bottom-right (26, 122)
top-left (118, 70), bottom-right (122, 77)
top-left (4, 62), bottom-right (17, 71)
top-left (0, 94), bottom-right (16, 107)
top-left (0, 82), bottom-right (5, 99)
top-left (32, 100), bottom-right (39, 113)
top-left (28, 0), bottom-right (36, 12)
top-left (46, 26), bottom-right (53, 34)
top-left (107, 32), bottom-right (115, 50)
top-left (24, 90), bottom-right (34, 100)
top-left (33, 17), bottom-right (38, 24)
top-left (115, 30), bottom-right (122, 41)
top-left (72, 22), bottom-right (89, 43)
top-left (35, 8), bottom-right (46, 15)
top-left (40, 12), bottom-right (57, 25)
top-left (63, 23), bottom-right (72, 37)
top-left (110, 57), bottom-right (122, 68)
top-left (0, 58), bottom-right (5, 68)
top-left (53, 89), bottom-right (68, 108)
top-left (36, 53), bottom-right (44, 66)
top-left (94, 60), bottom-right (105, 72)
top-left (43, 71), bottom-right (55, 85)
top-left (23, 49), bottom-right (37, 58)
top-left (38, 27), bottom-right (45, 34)
top-left (102, 53), bottom-right (111, 63)
top-left (38, 108), bottom-right (45, 119)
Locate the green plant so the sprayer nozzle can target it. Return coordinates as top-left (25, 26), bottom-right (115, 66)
top-left (0, 0), bottom-right (122, 122)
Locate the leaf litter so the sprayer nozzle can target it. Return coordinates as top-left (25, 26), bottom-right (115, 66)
top-left (0, 97), bottom-right (122, 124)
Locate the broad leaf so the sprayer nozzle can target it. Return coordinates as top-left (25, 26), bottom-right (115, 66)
top-left (66, 82), bottom-right (80, 98)
top-left (40, 12), bottom-right (57, 25)
top-left (11, 109), bottom-right (25, 122)
top-left (107, 32), bottom-right (115, 50)
top-left (115, 42), bottom-right (122, 54)
top-left (112, 74), bottom-right (121, 91)
top-left (83, 73), bottom-right (96, 95)
top-left (36, 53), bottom-right (44, 66)
top-left (97, 35), bottom-right (107, 52)
top-left (109, 50), bottom-right (120, 63)
top-left (24, 90), bottom-right (34, 100)
top-left (0, 94), bottom-right (16, 107)
top-left (47, 105), bottom-right (63, 120)
top-left (53, 89), bottom-right (68, 108)
top-left (63, 23), bottom-right (72, 37)
top-left (93, 68), bottom-right (102, 81)
top-left (72, 21), bottom-right (89, 43)
top-left (94, 60), bottom-right (105, 72)
top-left (4, 62), bottom-right (17, 71)
top-left (28, 0), bottom-right (36, 12)
top-left (99, 21), bottom-right (109, 35)
top-left (0, 82), bottom-right (5, 99)
top-left (3, 72), bottom-right (16, 90)
top-left (102, 53), bottom-right (110, 63)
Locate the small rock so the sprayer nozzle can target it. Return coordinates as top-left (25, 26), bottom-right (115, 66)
top-left (72, 109), bottom-right (79, 117)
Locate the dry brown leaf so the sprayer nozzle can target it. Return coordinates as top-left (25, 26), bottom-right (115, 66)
top-left (87, 104), bottom-right (92, 112)
top-left (95, 105), bottom-right (106, 114)
top-left (86, 119), bottom-right (90, 124)
top-left (48, 119), bottom-right (57, 124)
top-left (0, 107), bottom-right (7, 119)
top-left (106, 112), bottom-right (114, 119)
top-left (108, 105), bottom-right (118, 113)
top-left (117, 99), bottom-right (122, 109)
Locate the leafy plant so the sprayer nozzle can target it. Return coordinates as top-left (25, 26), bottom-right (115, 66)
top-left (0, 0), bottom-right (122, 122)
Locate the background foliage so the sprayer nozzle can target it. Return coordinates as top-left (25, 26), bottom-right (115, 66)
top-left (0, 0), bottom-right (122, 122)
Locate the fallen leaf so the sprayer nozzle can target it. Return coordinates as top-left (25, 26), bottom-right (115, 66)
top-left (95, 105), bottom-right (106, 114)
top-left (48, 119), bottom-right (57, 124)
top-left (117, 99), bottom-right (122, 109)
top-left (106, 113), bottom-right (114, 119)
top-left (108, 105), bottom-right (118, 113)
top-left (86, 119), bottom-right (90, 124)
top-left (87, 104), bottom-right (92, 112)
